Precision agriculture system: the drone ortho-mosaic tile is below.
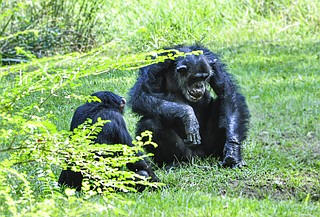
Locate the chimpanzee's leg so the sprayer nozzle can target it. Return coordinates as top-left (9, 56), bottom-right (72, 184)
top-left (136, 117), bottom-right (197, 167)
top-left (194, 98), bottom-right (225, 159)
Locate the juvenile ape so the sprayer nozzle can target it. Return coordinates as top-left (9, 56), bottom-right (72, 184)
top-left (58, 91), bottom-right (159, 191)
top-left (129, 45), bottom-right (250, 168)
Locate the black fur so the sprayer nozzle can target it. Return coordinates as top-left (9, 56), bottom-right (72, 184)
top-left (58, 91), bottom-right (159, 191)
top-left (129, 45), bottom-right (250, 168)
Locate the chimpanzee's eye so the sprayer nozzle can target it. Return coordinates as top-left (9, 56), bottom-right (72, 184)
top-left (176, 65), bottom-right (187, 74)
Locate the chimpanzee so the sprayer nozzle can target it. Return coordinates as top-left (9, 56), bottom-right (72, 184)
top-left (58, 91), bottom-right (159, 191)
top-left (129, 45), bottom-right (250, 168)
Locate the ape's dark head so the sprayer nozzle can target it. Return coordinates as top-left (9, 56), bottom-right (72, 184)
top-left (174, 53), bottom-right (212, 102)
top-left (91, 91), bottom-right (126, 113)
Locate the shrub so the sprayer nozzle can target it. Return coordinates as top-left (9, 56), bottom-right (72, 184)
top-left (0, 43), bottom-right (166, 215)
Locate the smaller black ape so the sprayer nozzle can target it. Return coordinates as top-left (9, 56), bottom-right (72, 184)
top-left (58, 91), bottom-right (159, 191)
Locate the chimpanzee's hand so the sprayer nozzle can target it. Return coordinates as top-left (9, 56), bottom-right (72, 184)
top-left (220, 142), bottom-right (246, 168)
top-left (147, 169), bottom-right (161, 183)
top-left (182, 108), bottom-right (201, 147)
top-left (136, 170), bottom-right (160, 182)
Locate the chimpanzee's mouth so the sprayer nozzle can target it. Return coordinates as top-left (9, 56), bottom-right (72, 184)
top-left (186, 82), bottom-right (206, 102)
top-left (187, 90), bottom-right (202, 101)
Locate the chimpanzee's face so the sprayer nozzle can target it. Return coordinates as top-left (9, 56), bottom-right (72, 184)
top-left (175, 55), bottom-right (212, 102)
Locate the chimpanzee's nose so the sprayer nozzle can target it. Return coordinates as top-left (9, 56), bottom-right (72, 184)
top-left (195, 82), bottom-right (204, 88)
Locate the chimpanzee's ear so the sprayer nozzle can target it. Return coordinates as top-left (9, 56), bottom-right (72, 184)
top-left (207, 58), bottom-right (218, 66)
top-left (120, 98), bottom-right (126, 107)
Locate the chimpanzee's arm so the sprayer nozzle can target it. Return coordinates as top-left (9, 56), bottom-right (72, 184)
top-left (130, 79), bottom-right (201, 146)
top-left (208, 60), bottom-right (241, 143)
top-left (208, 59), bottom-right (249, 167)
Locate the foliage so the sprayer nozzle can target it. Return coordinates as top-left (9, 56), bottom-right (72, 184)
top-left (0, 163), bottom-right (122, 216)
top-left (0, 42), bottom-right (170, 215)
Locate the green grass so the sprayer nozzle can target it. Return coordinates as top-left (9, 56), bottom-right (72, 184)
top-left (1, 0), bottom-right (319, 216)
